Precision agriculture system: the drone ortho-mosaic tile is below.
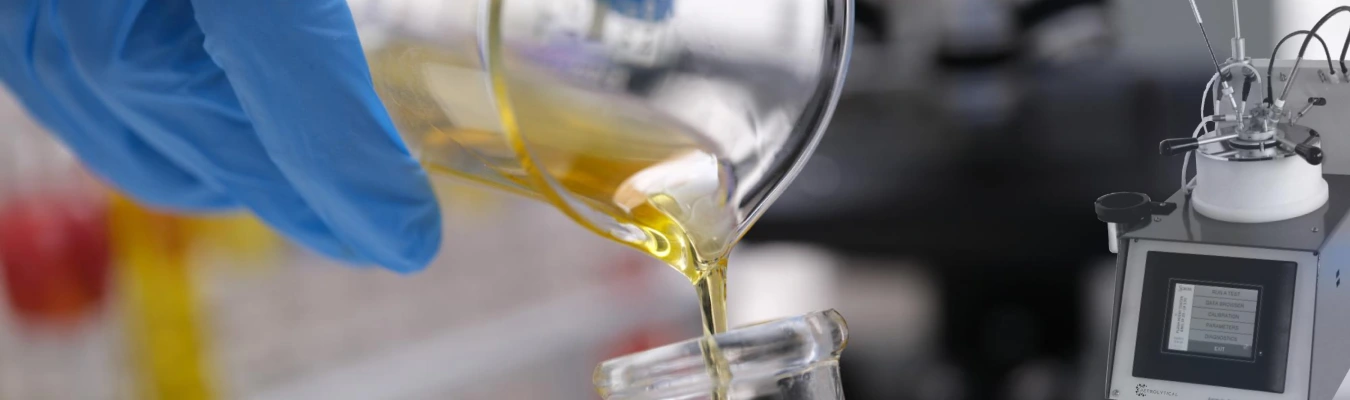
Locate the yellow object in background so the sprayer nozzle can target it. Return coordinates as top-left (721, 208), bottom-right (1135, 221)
top-left (184, 213), bottom-right (287, 270)
top-left (110, 196), bottom-right (217, 400)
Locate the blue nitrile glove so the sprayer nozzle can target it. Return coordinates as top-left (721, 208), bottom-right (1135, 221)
top-left (0, 0), bottom-right (442, 273)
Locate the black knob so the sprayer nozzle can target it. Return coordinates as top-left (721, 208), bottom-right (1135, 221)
top-left (1296, 143), bottom-right (1325, 165)
top-left (1160, 138), bottom-right (1200, 156)
top-left (1311, 97), bottom-right (1328, 106)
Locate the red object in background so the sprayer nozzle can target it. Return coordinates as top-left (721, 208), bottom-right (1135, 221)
top-left (0, 193), bottom-right (111, 328)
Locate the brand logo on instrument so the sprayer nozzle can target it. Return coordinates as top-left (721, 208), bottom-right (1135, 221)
top-left (1135, 384), bottom-right (1178, 397)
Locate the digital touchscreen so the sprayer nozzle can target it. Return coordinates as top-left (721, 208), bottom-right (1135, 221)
top-left (1166, 283), bottom-right (1259, 359)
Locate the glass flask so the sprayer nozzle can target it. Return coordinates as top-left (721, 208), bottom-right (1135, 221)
top-left (356, 0), bottom-right (855, 290)
top-left (595, 310), bottom-right (849, 400)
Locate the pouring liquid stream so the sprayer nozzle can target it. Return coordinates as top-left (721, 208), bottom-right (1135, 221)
top-left (367, 4), bottom-right (739, 395)
top-left (369, 41), bottom-right (736, 329)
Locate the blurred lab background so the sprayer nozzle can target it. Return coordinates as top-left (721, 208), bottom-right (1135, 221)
top-left (0, 0), bottom-right (1339, 399)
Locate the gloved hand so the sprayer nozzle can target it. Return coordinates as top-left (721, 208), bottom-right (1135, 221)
top-left (0, 0), bottom-right (442, 273)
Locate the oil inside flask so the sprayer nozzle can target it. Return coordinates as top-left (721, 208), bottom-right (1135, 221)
top-left (369, 40), bottom-right (739, 336)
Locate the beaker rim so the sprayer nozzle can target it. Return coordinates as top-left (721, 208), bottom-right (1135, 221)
top-left (594, 309), bottom-right (848, 398)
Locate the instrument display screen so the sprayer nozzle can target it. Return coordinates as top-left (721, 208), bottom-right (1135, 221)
top-left (1132, 251), bottom-right (1297, 393)
top-left (1165, 283), bottom-right (1260, 360)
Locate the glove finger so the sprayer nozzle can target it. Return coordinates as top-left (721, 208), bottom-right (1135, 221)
top-left (47, 0), bottom-right (365, 264)
top-left (188, 0), bottom-right (442, 273)
top-left (0, 1), bottom-right (234, 212)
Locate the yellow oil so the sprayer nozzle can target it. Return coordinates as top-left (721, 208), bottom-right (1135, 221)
top-left (368, 42), bottom-right (736, 335)
top-left (367, 3), bottom-right (741, 394)
top-left (695, 258), bottom-right (733, 397)
top-left (478, 3), bottom-right (737, 390)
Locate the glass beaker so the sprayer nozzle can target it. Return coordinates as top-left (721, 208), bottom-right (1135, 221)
top-left (595, 310), bottom-right (849, 400)
top-left (358, 0), bottom-right (855, 296)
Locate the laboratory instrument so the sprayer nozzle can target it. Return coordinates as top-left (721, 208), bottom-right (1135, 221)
top-left (1096, 3), bottom-right (1350, 399)
top-left (595, 310), bottom-right (849, 400)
